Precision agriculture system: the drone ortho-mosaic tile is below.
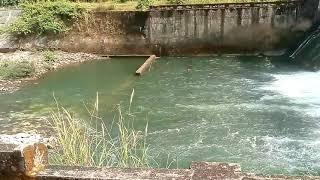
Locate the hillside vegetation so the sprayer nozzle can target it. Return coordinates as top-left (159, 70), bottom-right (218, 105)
top-left (1, 0), bottom-right (281, 11)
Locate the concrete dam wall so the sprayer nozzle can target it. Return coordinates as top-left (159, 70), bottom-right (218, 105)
top-left (146, 1), bottom-right (314, 55)
top-left (0, 0), bottom-right (319, 55)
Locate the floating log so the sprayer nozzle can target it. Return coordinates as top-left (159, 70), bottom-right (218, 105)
top-left (135, 55), bottom-right (157, 76)
top-left (101, 55), bottom-right (153, 58)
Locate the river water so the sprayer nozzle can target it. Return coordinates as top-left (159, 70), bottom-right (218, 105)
top-left (0, 56), bottom-right (320, 175)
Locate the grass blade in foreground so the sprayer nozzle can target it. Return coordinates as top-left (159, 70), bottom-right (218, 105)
top-left (49, 92), bottom-right (150, 168)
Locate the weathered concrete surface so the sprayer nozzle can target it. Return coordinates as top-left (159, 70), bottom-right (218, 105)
top-left (0, 133), bottom-right (48, 145)
top-left (0, 144), bottom-right (24, 178)
top-left (0, 9), bottom-right (20, 52)
top-left (36, 162), bottom-right (320, 180)
top-left (37, 165), bottom-right (193, 180)
top-left (0, 142), bottom-right (319, 180)
top-left (147, 1), bottom-right (315, 55)
top-left (0, 142), bottom-right (48, 179)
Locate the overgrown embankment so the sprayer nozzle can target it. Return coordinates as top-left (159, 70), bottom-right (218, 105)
top-left (0, 0), bottom-right (100, 92)
top-left (7, 0), bottom-right (83, 36)
top-left (1, 0), bottom-right (151, 55)
top-left (0, 0), bottom-right (149, 93)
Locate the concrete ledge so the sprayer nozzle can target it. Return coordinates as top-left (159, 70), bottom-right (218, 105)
top-left (0, 144), bottom-right (24, 177)
top-left (36, 162), bottom-right (320, 180)
top-left (37, 165), bottom-right (192, 180)
top-left (0, 141), bottom-right (319, 179)
top-left (0, 142), bottom-right (48, 179)
top-left (37, 162), bottom-right (242, 180)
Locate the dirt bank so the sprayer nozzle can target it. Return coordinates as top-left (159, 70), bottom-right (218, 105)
top-left (0, 50), bottom-right (99, 93)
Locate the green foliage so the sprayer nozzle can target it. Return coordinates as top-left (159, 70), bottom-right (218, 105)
top-left (136, 0), bottom-right (152, 10)
top-left (168, 0), bottom-right (185, 4)
top-left (105, 4), bottom-right (115, 10)
top-left (8, 0), bottom-right (84, 36)
top-left (0, 0), bottom-right (22, 7)
top-left (0, 61), bottom-right (35, 79)
top-left (93, 3), bottom-right (115, 11)
top-left (43, 50), bottom-right (57, 70)
top-left (43, 50), bottom-right (57, 63)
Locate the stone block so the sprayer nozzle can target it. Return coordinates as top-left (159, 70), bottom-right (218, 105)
top-left (0, 142), bottom-right (48, 179)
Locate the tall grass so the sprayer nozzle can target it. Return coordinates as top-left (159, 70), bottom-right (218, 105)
top-left (49, 90), bottom-right (150, 168)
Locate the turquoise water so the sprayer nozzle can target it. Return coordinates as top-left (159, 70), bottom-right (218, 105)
top-left (1, 56), bottom-right (320, 175)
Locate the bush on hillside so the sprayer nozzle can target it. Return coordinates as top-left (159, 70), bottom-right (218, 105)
top-left (43, 50), bottom-right (57, 63)
top-left (0, 0), bottom-right (21, 7)
top-left (42, 50), bottom-right (58, 70)
top-left (168, 0), bottom-right (185, 4)
top-left (8, 0), bottom-right (84, 36)
top-left (0, 61), bottom-right (35, 79)
top-left (136, 0), bottom-right (152, 10)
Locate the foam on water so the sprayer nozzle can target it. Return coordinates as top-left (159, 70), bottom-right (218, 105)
top-left (262, 71), bottom-right (320, 102)
top-left (257, 70), bottom-right (320, 174)
top-left (261, 71), bottom-right (320, 117)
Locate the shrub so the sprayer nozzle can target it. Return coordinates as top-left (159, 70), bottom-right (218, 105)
top-left (93, 3), bottom-right (115, 11)
top-left (136, 0), bottom-right (152, 10)
top-left (43, 50), bottom-right (57, 63)
top-left (8, 0), bottom-right (84, 36)
top-left (0, 61), bottom-right (35, 79)
top-left (0, 0), bottom-right (22, 7)
top-left (43, 50), bottom-right (57, 70)
top-left (168, 0), bottom-right (185, 4)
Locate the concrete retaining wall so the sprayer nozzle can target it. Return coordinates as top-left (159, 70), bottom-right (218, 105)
top-left (146, 1), bottom-right (313, 55)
